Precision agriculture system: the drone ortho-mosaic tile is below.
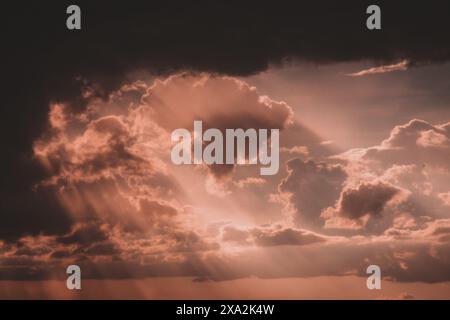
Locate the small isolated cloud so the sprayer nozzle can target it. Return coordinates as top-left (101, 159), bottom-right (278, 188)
top-left (347, 60), bottom-right (410, 76)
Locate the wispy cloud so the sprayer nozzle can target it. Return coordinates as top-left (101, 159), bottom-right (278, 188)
top-left (347, 60), bottom-right (410, 77)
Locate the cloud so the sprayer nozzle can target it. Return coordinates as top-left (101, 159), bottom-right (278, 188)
top-left (4, 0), bottom-right (450, 244)
top-left (221, 226), bottom-right (251, 245)
top-left (329, 119), bottom-right (450, 233)
top-left (358, 119), bottom-right (450, 169)
top-left (417, 129), bottom-right (450, 148)
top-left (322, 182), bottom-right (405, 231)
top-left (328, 182), bottom-right (401, 219)
top-left (278, 159), bottom-right (347, 228)
top-left (439, 192), bottom-right (450, 206)
top-left (140, 74), bottom-right (293, 179)
top-left (205, 219), bottom-right (450, 282)
top-left (221, 224), bottom-right (327, 247)
top-left (347, 60), bottom-right (410, 76)
top-left (2, 214), bottom-right (450, 283)
top-left (57, 223), bottom-right (108, 245)
top-left (4, 2), bottom-right (450, 246)
top-left (280, 145), bottom-right (309, 156)
top-left (233, 177), bottom-right (266, 189)
top-left (1, 73), bottom-right (294, 280)
top-left (2, 68), bottom-right (450, 289)
top-left (251, 226), bottom-right (326, 247)
top-left (142, 74), bottom-right (293, 132)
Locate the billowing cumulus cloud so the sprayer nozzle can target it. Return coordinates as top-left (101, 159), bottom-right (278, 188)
top-left (330, 183), bottom-right (401, 219)
top-left (1, 73), bottom-right (450, 290)
top-left (278, 159), bottom-right (347, 228)
top-left (3, 2), bottom-right (450, 298)
top-left (356, 119), bottom-right (450, 170)
top-left (0, 74), bottom-right (295, 280)
top-left (142, 74), bottom-right (293, 132)
top-left (321, 119), bottom-right (450, 234)
top-left (322, 182), bottom-right (406, 231)
top-left (140, 74), bottom-right (293, 179)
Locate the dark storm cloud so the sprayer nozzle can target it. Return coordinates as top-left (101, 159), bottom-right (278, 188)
top-left (7, 1), bottom-right (450, 89)
top-left (5, 0), bottom-right (450, 105)
top-left (2, 0), bottom-right (450, 241)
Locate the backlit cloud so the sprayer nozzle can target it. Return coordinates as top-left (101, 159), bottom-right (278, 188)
top-left (347, 60), bottom-right (410, 76)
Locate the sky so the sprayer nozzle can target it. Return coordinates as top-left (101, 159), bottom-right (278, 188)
top-left (1, 1), bottom-right (450, 299)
